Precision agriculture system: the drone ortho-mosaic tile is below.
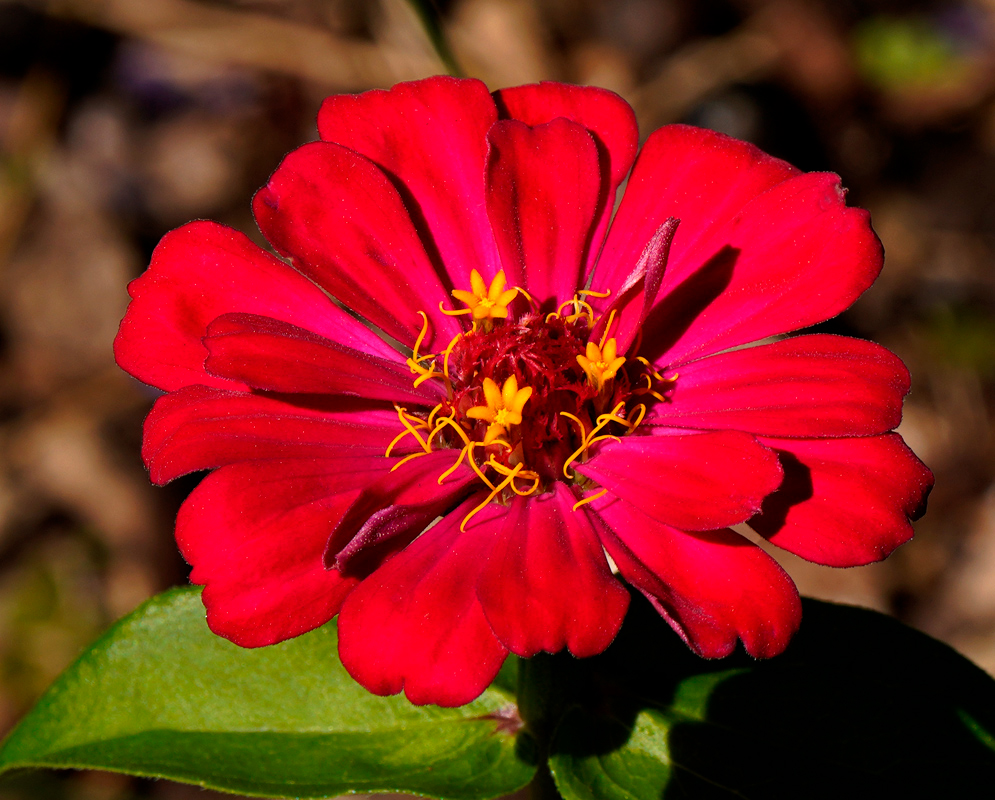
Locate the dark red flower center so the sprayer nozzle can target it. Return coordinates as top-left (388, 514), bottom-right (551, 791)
top-left (387, 269), bottom-right (676, 528)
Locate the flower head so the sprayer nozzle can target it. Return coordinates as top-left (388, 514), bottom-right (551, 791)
top-left (115, 77), bottom-right (933, 707)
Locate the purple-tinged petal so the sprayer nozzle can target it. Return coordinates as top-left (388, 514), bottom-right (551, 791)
top-left (176, 457), bottom-right (391, 648)
top-left (326, 449), bottom-right (476, 571)
top-left (592, 494), bottom-right (802, 658)
top-left (337, 495), bottom-right (508, 707)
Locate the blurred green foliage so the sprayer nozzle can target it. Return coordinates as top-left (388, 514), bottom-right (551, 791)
top-left (853, 15), bottom-right (967, 90)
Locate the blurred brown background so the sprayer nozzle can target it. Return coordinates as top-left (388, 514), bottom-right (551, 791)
top-left (0, 0), bottom-right (991, 796)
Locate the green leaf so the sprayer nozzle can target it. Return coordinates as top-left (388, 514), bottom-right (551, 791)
top-left (548, 595), bottom-right (995, 799)
top-left (0, 587), bottom-right (536, 799)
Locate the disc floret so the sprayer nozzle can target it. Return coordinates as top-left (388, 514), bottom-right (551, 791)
top-left (444, 269), bottom-right (519, 326)
top-left (466, 375), bottom-right (533, 445)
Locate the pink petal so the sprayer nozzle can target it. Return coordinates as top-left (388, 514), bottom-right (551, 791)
top-left (576, 429), bottom-right (783, 531)
top-left (317, 77), bottom-right (500, 292)
top-left (592, 124), bottom-right (798, 312)
top-left (752, 433), bottom-right (934, 567)
top-left (337, 496), bottom-right (508, 707)
top-left (253, 141), bottom-right (460, 350)
top-left (493, 82), bottom-right (638, 275)
top-left (485, 118), bottom-right (602, 307)
top-left (176, 456), bottom-right (392, 647)
top-left (649, 334), bottom-right (910, 438)
top-left (142, 385), bottom-right (401, 485)
top-left (326, 449), bottom-right (477, 572)
top-left (202, 313), bottom-right (438, 405)
top-left (476, 483), bottom-right (629, 658)
top-left (592, 495), bottom-right (802, 658)
top-left (114, 221), bottom-right (398, 392)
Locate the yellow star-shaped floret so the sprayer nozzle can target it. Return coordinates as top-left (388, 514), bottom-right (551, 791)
top-left (577, 338), bottom-right (626, 391)
top-left (451, 269), bottom-right (519, 323)
top-left (466, 375), bottom-right (533, 445)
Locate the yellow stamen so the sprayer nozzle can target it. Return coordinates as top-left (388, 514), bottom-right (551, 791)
top-left (465, 442), bottom-right (497, 491)
top-left (572, 488), bottom-right (608, 511)
top-left (598, 309), bottom-right (617, 349)
top-left (461, 463), bottom-right (524, 531)
top-left (578, 288), bottom-right (611, 299)
top-left (384, 406), bottom-right (432, 457)
top-left (635, 356), bottom-right (665, 381)
top-left (412, 365), bottom-right (443, 387)
top-left (488, 458), bottom-right (541, 496)
top-left (426, 402), bottom-right (445, 430)
top-left (554, 297), bottom-right (595, 325)
top-left (442, 331), bottom-right (462, 381)
top-left (634, 386), bottom-right (667, 402)
top-left (437, 442), bottom-right (470, 484)
top-left (627, 403), bottom-right (647, 431)
top-left (411, 311), bottom-right (432, 362)
top-left (514, 285), bottom-right (537, 308)
top-left (559, 411), bottom-right (587, 442)
top-left (562, 402), bottom-right (628, 478)
top-left (439, 301), bottom-right (473, 317)
top-left (429, 415), bottom-right (470, 449)
top-left (390, 450), bottom-right (431, 472)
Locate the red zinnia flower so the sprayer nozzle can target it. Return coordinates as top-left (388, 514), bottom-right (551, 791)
top-left (114, 77), bottom-right (933, 707)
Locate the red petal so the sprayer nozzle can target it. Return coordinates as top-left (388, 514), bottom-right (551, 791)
top-left (649, 334), bottom-right (910, 437)
top-left (143, 385), bottom-right (401, 485)
top-left (752, 433), bottom-right (934, 567)
top-left (592, 126), bottom-right (882, 362)
top-left (326, 449), bottom-right (477, 572)
top-left (318, 77), bottom-right (499, 292)
top-left (114, 221), bottom-right (397, 392)
top-left (476, 483), bottom-right (629, 658)
top-left (253, 141), bottom-right (460, 350)
top-left (202, 313), bottom-right (438, 404)
top-left (337, 496), bottom-right (508, 707)
top-left (592, 124), bottom-right (798, 314)
top-left (643, 171), bottom-right (883, 365)
top-left (576, 429), bottom-right (783, 531)
top-left (493, 82), bottom-right (638, 276)
top-left (486, 118), bottom-right (602, 307)
top-left (176, 456), bottom-right (391, 647)
top-left (591, 217), bottom-right (679, 351)
top-left (593, 496), bottom-right (801, 658)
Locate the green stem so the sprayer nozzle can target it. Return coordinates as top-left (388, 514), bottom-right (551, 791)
top-left (518, 654), bottom-right (568, 800)
top-left (528, 760), bottom-right (563, 800)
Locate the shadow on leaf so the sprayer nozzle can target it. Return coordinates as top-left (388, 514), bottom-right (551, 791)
top-left (547, 592), bottom-right (995, 799)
